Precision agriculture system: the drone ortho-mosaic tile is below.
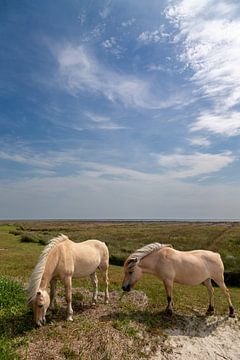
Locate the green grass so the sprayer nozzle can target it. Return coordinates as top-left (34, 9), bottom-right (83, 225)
top-left (0, 277), bottom-right (32, 360)
top-left (0, 221), bottom-right (240, 359)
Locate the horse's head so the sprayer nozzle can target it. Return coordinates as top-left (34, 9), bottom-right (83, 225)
top-left (30, 289), bottom-right (50, 327)
top-left (122, 257), bottom-right (142, 292)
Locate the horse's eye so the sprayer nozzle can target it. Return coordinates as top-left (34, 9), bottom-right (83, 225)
top-left (129, 271), bottom-right (134, 275)
top-left (38, 304), bottom-right (43, 308)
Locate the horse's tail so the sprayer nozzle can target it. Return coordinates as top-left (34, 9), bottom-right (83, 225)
top-left (99, 241), bottom-right (109, 268)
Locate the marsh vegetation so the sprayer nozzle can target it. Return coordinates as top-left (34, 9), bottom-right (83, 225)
top-left (0, 221), bottom-right (240, 359)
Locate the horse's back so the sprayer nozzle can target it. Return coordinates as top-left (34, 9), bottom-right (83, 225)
top-left (72, 239), bottom-right (108, 256)
top-left (50, 238), bottom-right (108, 279)
top-left (165, 248), bottom-right (222, 265)
top-left (71, 239), bottom-right (109, 277)
top-left (157, 247), bottom-right (224, 285)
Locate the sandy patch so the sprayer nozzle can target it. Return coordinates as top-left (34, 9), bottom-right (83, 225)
top-left (153, 315), bottom-right (240, 360)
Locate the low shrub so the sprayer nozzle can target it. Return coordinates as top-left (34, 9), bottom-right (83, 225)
top-left (109, 255), bottom-right (125, 266)
top-left (20, 233), bottom-right (38, 243)
top-left (9, 230), bottom-right (23, 236)
top-left (0, 277), bottom-right (31, 359)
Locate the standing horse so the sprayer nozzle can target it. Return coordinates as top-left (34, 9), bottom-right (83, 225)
top-left (27, 234), bottom-right (109, 326)
top-left (122, 243), bottom-right (235, 317)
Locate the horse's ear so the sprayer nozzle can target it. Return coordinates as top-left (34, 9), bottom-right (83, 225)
top-left (126, 257), bottom-right (139, 268)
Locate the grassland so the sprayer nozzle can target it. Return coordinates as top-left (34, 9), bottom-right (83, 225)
top-left (0, 221), bottom-right (240, 359)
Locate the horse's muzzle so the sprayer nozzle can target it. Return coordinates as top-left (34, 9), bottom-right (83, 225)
top-left (122, 284), bottom-right (131, 292)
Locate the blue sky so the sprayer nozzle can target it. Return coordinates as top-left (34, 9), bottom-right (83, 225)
top-left (1, 0), bottom-right (240, 219)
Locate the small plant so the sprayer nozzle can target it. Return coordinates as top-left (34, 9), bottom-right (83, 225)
top-left (0, 277), bottom-right (30, 335)
top-left (9, 230), bottom-right (22, 236)
top-left (20, 233), bottom-right (39, 243)
top-left (0, 277), bottom-right (26, 311)
top-left (109, 255), bottom-right (125, 266)
top-left (61, 344), bottom-right (78, 359)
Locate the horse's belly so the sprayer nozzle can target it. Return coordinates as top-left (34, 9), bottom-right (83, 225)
top-left (72, 264), bottom-right (98, 278)
top-left (174, 266), bottom-right (210, 285)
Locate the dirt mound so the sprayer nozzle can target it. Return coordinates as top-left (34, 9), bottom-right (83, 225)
top-left (153, 315), bottom-right (240, 360)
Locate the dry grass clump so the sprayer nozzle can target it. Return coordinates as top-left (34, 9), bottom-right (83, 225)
top-left (18, 288), bottom-right (164, 360)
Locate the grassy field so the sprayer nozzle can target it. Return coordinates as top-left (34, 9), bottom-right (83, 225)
top-left (0, 221), bottom-right (240, 359)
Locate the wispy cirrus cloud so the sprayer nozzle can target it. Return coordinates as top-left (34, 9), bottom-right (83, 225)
top-left (54, 43), bottom-right (184, 109)
top-left (146, 63), bottom-right (166, 72)
top-left (0, 148), bottom-right (82, 172)
top-left (154, 151), bottom-right (235, 178)
top-left (166, 0), bottom-right (240, 137)
top-left (191, 111), bottom-right (240, 137)
top-left (85, 112), bottom-right (128, 130)
top-left (2, 160), bottom-right (240, 220)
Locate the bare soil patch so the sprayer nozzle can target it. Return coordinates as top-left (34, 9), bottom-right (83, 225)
top-left (152, 314), bottom-right (240, 360)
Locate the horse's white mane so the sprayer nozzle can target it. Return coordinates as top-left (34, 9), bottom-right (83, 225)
top-left (127, 242), bottom-right (172, 268)
top-left (27, 234), bottom-right (69, 303)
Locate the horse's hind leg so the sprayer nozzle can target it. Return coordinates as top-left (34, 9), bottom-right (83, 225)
top-left (99, 264), bottom-right (109, 304)
top-left (90, 272), bottom-right (98, 305)
top-left (203, 278), bottom-right (214, 315)
top-left (163, 279), bottom-right (173, 317)
top-left (212, 275), bottom-right (235, 317)
top-left (49, 279), bottom-right (57, 311)
top-left (64, 276), bottom-right (73, 321)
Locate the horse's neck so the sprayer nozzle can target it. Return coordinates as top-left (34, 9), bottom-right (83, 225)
top-left (139, 253), bottom-right (157, 275)
top-left (39, 252), bottom-right (57, 290)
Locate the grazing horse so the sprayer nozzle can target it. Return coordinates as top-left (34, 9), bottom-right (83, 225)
top-left (122, 243), bottom-right (235, 317)
top-left (27, 234), bottom-right (109, 326)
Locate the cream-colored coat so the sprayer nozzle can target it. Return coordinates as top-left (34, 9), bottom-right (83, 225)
top-left (28, 235), bottom-right (109, 326)
top-left (122, 244), bottom-right (235, 317)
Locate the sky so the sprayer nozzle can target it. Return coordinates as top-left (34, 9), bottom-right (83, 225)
top-left (1, 0), bottom-right (240, 220)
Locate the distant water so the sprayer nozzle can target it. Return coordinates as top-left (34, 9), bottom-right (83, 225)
top-left (4, 218), bottom-right (239, 223)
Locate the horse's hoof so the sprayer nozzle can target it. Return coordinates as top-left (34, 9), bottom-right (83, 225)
top-left (163, 309), bottom-right (173, 320)
top-left (206, 305), bottom-right (214, 316)
top-left (206, 311), bottom-right (214, 316)
top-left (67, 316), bottom-right (73, 322)
top-left (229, 307), bottom-right (235, 318)
top-left (104, 299), bottom-right (109, 304)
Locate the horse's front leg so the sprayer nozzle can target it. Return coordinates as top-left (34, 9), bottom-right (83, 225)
top-left (163, 279), bottom-right (174, 317)
top-left (64, 276), bottom-right (73, 321)
top-left (49, 279), bottom-right (57, 311)
top-left (90, 272), bottom-right (98, 305)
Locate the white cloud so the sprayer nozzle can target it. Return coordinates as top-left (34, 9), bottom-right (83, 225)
top-left (188, 137), bottom-right (211, 147)
top-left (0, 150), bottom-right (53, 169)
top-left (0, 148), bottom-right (82, 171)
top-left (85, 112), bottom-right (128, 130)
top-left (166, 0), bottom-right (240, 136)
top-left (138, 25), bottom-right (169, 44)
top-left (100, 6), bottom-right (111, 19)
top-left (191, 111), bottom-right (240, 136)
top-left (146, 63), bottom-right (165, 72)
top-left (154, 151), bottom-right (234, 178)
top-left (1, 164), bottom-right (240, 220)
top-left (85, 112), bottom-right (111, 123)
top-left (102, 37), bottom-right (116, 49)
top-left (121, 18), bottom-right (136, 27)
top-left (101, 37), bottom-right (125, 58)
top-left (54, 44), bottom-right (182, 109)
